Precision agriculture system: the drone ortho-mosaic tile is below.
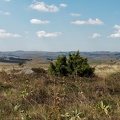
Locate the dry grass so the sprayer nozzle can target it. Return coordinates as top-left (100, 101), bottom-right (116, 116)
top-left (25, 58), bottom-right (50, 70)
top-left (95, 64), bottom-right (120, 78)
top-left (0, 61), bottom-right (120, 119)
top-left (0, 58), bottom-right (50, 72)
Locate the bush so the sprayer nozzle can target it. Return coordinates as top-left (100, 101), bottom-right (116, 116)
top-left (48, 51), bottom-right (94, 77)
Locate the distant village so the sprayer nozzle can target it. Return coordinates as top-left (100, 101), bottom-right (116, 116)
top-left (0, 55), bottom-right (31, 63)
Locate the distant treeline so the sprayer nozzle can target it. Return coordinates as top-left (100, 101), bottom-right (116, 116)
top-left (0, 56), bottom-right (31, 63)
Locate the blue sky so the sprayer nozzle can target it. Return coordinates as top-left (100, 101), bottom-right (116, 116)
top-left (0, 0), bottom-right (120, 51)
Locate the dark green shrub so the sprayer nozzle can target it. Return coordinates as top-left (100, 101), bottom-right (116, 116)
top-left (49, 55), bottom-right (68, 76)
top-left (55, 55), bottom-right (68, 76)
top-left (48, 51), bottom-right (94, 77)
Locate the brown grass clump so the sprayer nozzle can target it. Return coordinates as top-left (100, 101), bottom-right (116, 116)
top-left (32, 67), bottom-right (47, 75)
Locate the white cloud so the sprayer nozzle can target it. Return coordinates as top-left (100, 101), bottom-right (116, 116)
top-left (29, 2), bottom-right (59, 12)
top-left (0, 11), bottom-right (11, 15)
top-left (88, 18), bottom-right (103, 25)
top-left (59, 4), bottom-right (67, 7)
top-left (0, 29), bottom-right (21, 38)
top-left (71, 18), bottom-right (103, 25)
top-left (30, 19), bottom-right (50, 24)
top-left (114, 25), bottom-right (120, 29)
top-left (109, 25), bottom-right (120, 38)
top-left (89, 33), bottom-right (101, 39)
top-left (110, 29), bottom-right (120, 38)
top-left (36, 31), bottom-right (61, 38)
top-left (70, 13), bottom-right (81, 17)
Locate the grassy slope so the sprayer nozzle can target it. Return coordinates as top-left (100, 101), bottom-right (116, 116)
top-left (0, 62), bottom-right (120, 120)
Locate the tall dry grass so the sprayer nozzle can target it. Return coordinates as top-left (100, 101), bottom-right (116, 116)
top-left (0, 66), bottom-right (120, 120)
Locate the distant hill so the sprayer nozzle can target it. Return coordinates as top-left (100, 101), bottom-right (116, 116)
top-left (0, 51), bottom-right (120, 62)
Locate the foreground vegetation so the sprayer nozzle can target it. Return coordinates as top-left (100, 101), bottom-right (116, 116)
top-left (0, 52), bottom-right (120, 120)
top-left (0, 67), bottom-right (120, 120)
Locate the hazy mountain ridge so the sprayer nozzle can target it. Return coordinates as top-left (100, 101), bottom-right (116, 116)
top-left (0, 51), bottom-right (120, 61)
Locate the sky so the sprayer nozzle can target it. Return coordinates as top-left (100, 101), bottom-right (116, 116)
top-left (0, 0), bottom-right (120, 52)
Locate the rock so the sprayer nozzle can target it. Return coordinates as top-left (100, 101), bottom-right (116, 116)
top-left (19, 68), bottom-right (34, 75)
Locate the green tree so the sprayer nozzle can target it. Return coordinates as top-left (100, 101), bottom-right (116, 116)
top-left (49, 51), bottom-right (94, 77)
